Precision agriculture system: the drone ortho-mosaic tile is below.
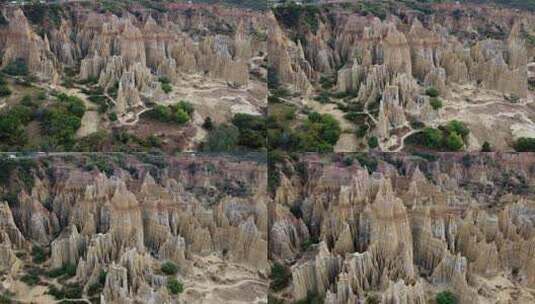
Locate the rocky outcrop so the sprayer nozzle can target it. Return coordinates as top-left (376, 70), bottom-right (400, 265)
top-left (270, 153), bottom-right (535, 303)
top-left (0, 154), bottom-right (267, 303)
top-left (1, 5), bottom-right (267, 116)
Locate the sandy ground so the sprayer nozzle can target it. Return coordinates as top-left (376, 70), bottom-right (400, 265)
top-left (77, 110), bottom-right (100, 137)
top-left (180, 254), bottom-right (267, 304)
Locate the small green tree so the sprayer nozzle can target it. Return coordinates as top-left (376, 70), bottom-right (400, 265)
top-left (161, 261), bottom-right (178, 275)
top-left (270, 263), bottom-right (291, 292)
top-left (430, 97), bottom-right (443, 110)
top-left (423, 127), bottom-right (443, 149)
top-left (203, 124), bottom-right (239, 152)
top-left (445, 132), bottom-right (464, 151)
top-left (368, 136), bottom-right (379, 149)
top-left (167, 278), bottom-right (184, 295)
top-left (202, 116), bottom-right (214, 130)
top-left (481, 141), bottom-right (491, 152)
top-left (436, 291), bottom-right (458, 304)
top-left (425, 86), bottom-right (440, 97)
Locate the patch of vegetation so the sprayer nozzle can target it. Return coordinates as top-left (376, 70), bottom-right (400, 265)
top-left (47, 283), bottom-right (82, 300)
top-left (425, 86), bottom-right (440, 98)
top-left (231, 113), bottom-right (267, 149)
top-left (47, 263), bottom-right (77, 279)
top-left (202, 116), bottom-right (214, 130)
top-left (2, 59), bottom-right (28, 76)
top-left (203, 124), bottom-right (240, 152)
top-left (21, 273), bottom-right (40, 286)
top-left (436, 291), bottom-right (458, 304)
top-left (365, 294), bottom-right (380, 304)
top-left (32, 246), bottom-right (47, 264)
top-left (355, 153), bottom-right (378, 173)
top-left (161, 261), bottom-right (179, 275)
top-left (0, 74), bottom-right (11, 97)
top-left (514, 137), bottom-right (535, 152)
top-left (406, 120), bottom-right (469, 151)
top-left (160, 77), bottom-right (173, 94)
top-left (273, 2), bottom-right (321, 33)
top-left (0, 292), bottom-right (13, 304)
top-left (40, 97), bottom-right (84, 150)
top-left (294, 292), bottom-right (325, 304)
top-left (368, 136), bottom-right (379, 149)
top-left (302, 237), bottom-right (320, 251)
top-left (167, 278), bottom-right (184, 295)
top-left (144, 101), bottom-right (193, 125)
top-left (481, 141), bottom-right (492, 152)
top-left (430, 97), bottom-right (443, 110)
top-left (22, 2), bottom-right (64, 27)
top-left (270, 263), bottom-right (291, 292)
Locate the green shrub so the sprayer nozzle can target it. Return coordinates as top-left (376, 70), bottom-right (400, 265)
top-left (202, 116), bottom-right (214, 130)
top-left (232, 113), bottom-right (267, 149)
top-left (47, 263), bottom-right (76, 278)
top-left (446, 120), bottom-right (469, 140)
top-left (270, 263), bottom-right (291, 292)
top-left (41, 107), bottom-right (82, 149)
top-left (425, 86), bottom-right (440, 97)
top-left (3, 59), bottom-right (28, 76)
top-left (161, 82), bottom-right (172, 93)
top-left (167, 278), bottom-right (184, 295)
top-left (430, 97), bottom-right (443, 110)
top-left (161, 261), bottom-right (178, 275)
top-left (32, 246), bottom-right (46, 264)
top-left (514, 137), bottom-right (535, 152)
top-left (482, 141), bottom-right (491, 152)
top-left (21, 273), bottom-right (40, 286)
top-left (0, 85), bottom-right (11, 97)
top-left (145, 102), bottom-right (193, 125)
top-left (0, 292), bottom-right (12, 304)
top-left (108, 112), bottom-right (118, 121)
top-left (445, 132), bottom-right (464, 151)
top-left (423, 127), bottom-right (443, 149)
top-left (436, 291), bottom-right (458, 304)
top-left (368, 136), bottom-right (379, 149)
top-left (203, 124), bottom-right (240, 152)
top-left (356, 125), bottom-right (369, 138)
top-left (366, 295), bottom-right (380, 304)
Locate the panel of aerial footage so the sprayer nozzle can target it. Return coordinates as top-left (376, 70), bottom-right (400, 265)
top-left (0, 0), bottom-right (534, 303)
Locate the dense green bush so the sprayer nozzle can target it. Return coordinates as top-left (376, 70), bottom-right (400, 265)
top-left (232, 113), bottom-right (266, 149)
top-left (514, 137), bottom-right (535, 152)
top-left (3, 59), bottom-right (28, 76)
top-left (21, 273), bottom-right (40, 286)
top-left (436, 291), bottom-right (458, 304)
top-left (270, 263), bottom-right (291, 292)
top-left (32, 246), bottom-right (47, 264)
top-left (47, 263), bottom-right (76, 278)
top-left (145, 101), bottom-right (193, 125)
top-left (482, 141), bottom-right (492, 152)
top-left (423, 127), bottom-right (443, 149)
top-left (161, 82), bottom-right (172, 93)
top-left (368, 136), bottom-right (379, 149)
top-left (445, 132), bottom-right (464, 151)
top-left (273, 2), bottom-right (320, 33)
top-left (445, 120), bottom-right (469, 140)
top-left (161, 261), bottom-right (179, 275)
top-left (202, 116), bottom-right (214, 130)
top-left (203, 124), bottom-right (240, 152)
top-left (0, 85), bottom-right (11, 97)
top-left (430, 97), bottom-right (443, 110)
top-left (167, 278), bottom-right (184, 295)
top-left (41, 106), bottom-right (82, 149)
top-left (298, 112), bottom-right (341, 152)
top-left (0, 113), bottom-right (28, 147)
top-left (425, 86), bottom-right (440, 97)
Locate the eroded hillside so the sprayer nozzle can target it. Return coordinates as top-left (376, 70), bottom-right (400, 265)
top-left (269, 152), bottom-right (535, 304)
top-left (268, 1), bottom-right (535, 152)
top-left (0, 153), bottom-right (268, 303)
top-left (0, 2), bottom-right (267, 152)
